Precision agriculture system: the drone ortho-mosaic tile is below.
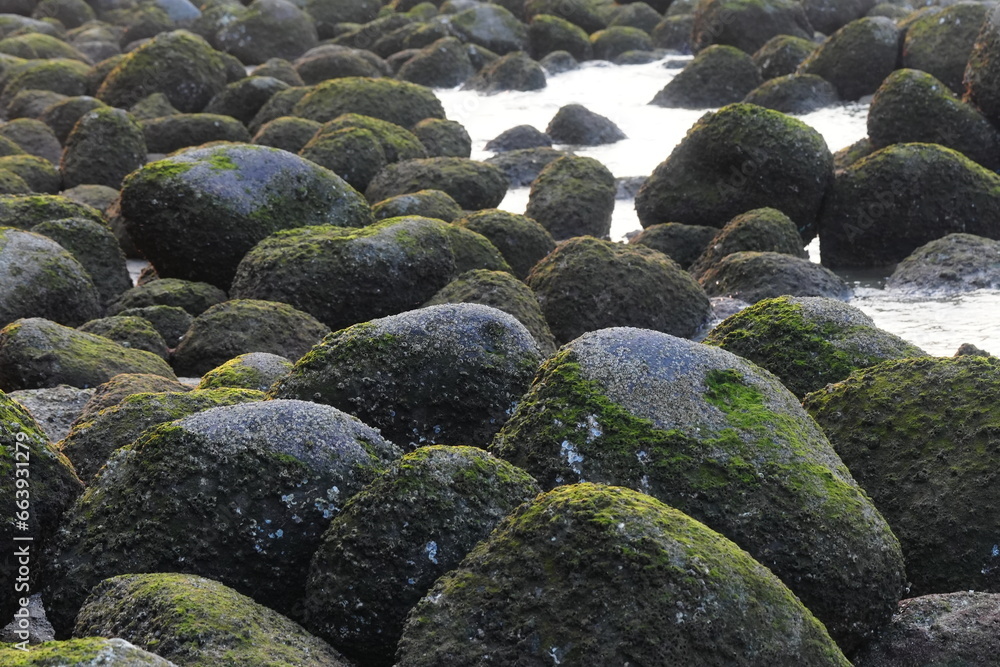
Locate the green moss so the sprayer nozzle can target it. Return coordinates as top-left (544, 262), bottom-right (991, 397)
top-left (136, 159), bottom-right (193, 180)
top-left (206, 153), bottom-right (238, 171)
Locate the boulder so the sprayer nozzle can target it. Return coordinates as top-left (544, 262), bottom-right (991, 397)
top-left (60, 387), bottom-right (264, 482)
top-left (292, 76), bottom-right (446, 128)
top-left (868, 68), bottom-right (1000, 170)
top-left (652, 14), bottom-right (694, 53)
top-left (411, 118), bottom-right (471, 158)
top-left (886, 233), bottom-right (1000, 294)
top-left (0, 194), bottom-right (103, 230)
top-left (203, 76), bottom-right (290, 126)
top-left (800, 0), bottom-right (875, 36)
top-left (305, 0), bottom-right (383, 39)
top-left (545, 103), bottom-right (625, 145)
top-left (454, 208), bottom-right (556, 280)
top-left (304, 446), bottom-right (539, 666)
top-left (78, 316), bottom-right (169, 360)
top-left (0, 227), bottom-right (101, 328)
top-left (485, 145), bottom-right (565, 186)
top-left (526, 236), bottom-right (711, 344)
top-left (73, 372), bottom-right (191, 425)
top-left (526, 13), bottom-right (592, 61)
top-left (271, 303), bottom-right (541, 449)
top-left (425, 269), bottom-right (558, 355)
top-left (108, 279), bottom-right (227, 317)
top-left (484, 124), bottom-right (552, 152)
top-left (524, 155), bottom-right (616, 240)
top-left (5, 384), bottom-right (94, 442)
top-left (0, 118), bottom-right (61, 165)
top-left (74, 573), bottom-right (349, 666)
top-left (464, 51), bottom-right (546, 93)
top-left (215, 0), bottom-right (318, 65)
top-left (96, 30), bottom-right (229, 112)
top-left (248, 86), bottom-right (308, 134)
top-left (396, 36), bottom-right (475, 88)
top-left (119, 143), bottom-right (372, 289)
top-left (699, 250), bottom-right (850, 303)
top-left (171, 299), bottom-right (330, 376)
top-left (818, 143), bottom-right (1000, 269)
top-left (804, 355), bottom-right (1000, 596)
top-left (250, 57), bottom-right (304, 86)
top-left (0, 154), bottom-right (59, 193)
top-left (853, 592), bottom-right (1000, 667)
top-left (523, 0), bottom-right (607, 34)
top-left (41, 399), bottom-right (401, 636)
top-left (0, 318), bottom-right (176, 391)
top-left (0, 392), bottom-right (82, 623)
top-left (692, 0), bottom-right (813, 54)
top-left (365, 157), bottom-right (507, 210)
top-left (449, 3), bottom-right (527, 54)
top-left (141, 113), bottom-right (252, 153)
top-left (491, 328), bottom-right (907, 653)
top-left (752, 34), bottom-right (817, 81)
top-left (396, 484), bottom-right (852, 666)
top-left (590, 25), bottom-right (653, 60)
top-left (689, 207), bottom-right (806, 279)
top-left (60, 107), bottom-right (146, 189)
top-left (628, 222), bottom-right (718, 270)
top-left (636, 104), bottom-right (833, 240)
top-left (651, 44), bottom-right (762, 108)
top-left (197, 352), bottom-right (292, 391)
top-left (903, 2), bottom-right (990, 95)
top-left (230, 216), bottom-right (509, 330)
top-left (252, 115), bottom-right (321, 153)
top-left (371, 189), bottom-right (463, 222)
top-left (0, 638), bottom-right (175, 665)
top-left (705, 295), bottom-right (927, 397)
top-left (742, 73), bottom-right (840, 114)
top-left (299, 127), bottom-right (388, 192)
top-left (798, 17), bottom-right (901, 101)
top-left (609, 1), bottom-right (663, 32)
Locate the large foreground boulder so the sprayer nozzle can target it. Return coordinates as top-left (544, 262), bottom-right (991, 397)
top-left (491, 328), bottom-right (906, 652)
top-left (119, 143), bottom-right (372, 289)
top-left (804, 355), bottom-right (1000, 596)
top-left (396, 483), bottom-right (851, 666)
top-left (41, 399), bottom-right (401, 636)
top-left (271, 303), bottom-right (541, 449)
top-left (818, 143), bottom-right (1000, 269)
top-left (705, 296), bottom-right (928, 397)
top-left (635, 104), bottom-right (833, 241)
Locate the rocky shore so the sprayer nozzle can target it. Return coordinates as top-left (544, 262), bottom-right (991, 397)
top-left (2, 0), bottom-right (1000, 665)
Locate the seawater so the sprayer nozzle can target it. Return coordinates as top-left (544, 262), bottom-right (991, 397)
top-left (436, 57), bottom-right (1000, 357)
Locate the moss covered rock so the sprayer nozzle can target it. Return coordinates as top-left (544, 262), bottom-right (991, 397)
top-left (524, 155), bottom-right (615, 240)
top-left (197, 352), bottom-right (292, 391)
top-left (305, 0), bottom-right (383, 39)
top-left (252, 115), bottom-right (321, 153)
top-left (61, 107), bottom-right (146, 189)
top-left (141, 113), bottom-right (253, 154)
top-left (886, 233), bottom-right (1000, 294)
top-left (396, 483), bottom-right (851, 666)
top-left (293, 76), bottom-right (446, 128)
top-left (230, 216), bottom-right (508, 330)
top-left (818, 143), bottom-right (1000, 269)
top-left (526, 236), bottom-right (711, 344)
top-left (699, 250), bottom-right (849, 303)
top-left (449, 3), bottom-right (526, 54)
top-left (545, 103), bottom-right (625, 146)
top-left (523, 0), bottom-right (607, 34)
top-left (312, 112), bottom-right (428, 165)
top-left (75, 573), bottom-right (348, 666)
top-left (247, 86), bottom-right (308, 135)
top-left (411, 117), bottom-right (471, 158)
top-left (490, 328), bottom-right (906, 652)
top-left (271, 303), bottom-right (541, 449)
top-left (30, 217), bottom-right (130, 308)
top-left (868, 69), bottom-right (1000, 170)
top-left (689, 207), bottom-right (806, 278)
top-left (903, 2), bottom-right (989, 95)
top-left (299, 127), bottom-right (387, 192)
top-left (0, 318), bottom-right (176, 391)
top-left (627, 222), bottom-right (718, 270)
top-left (41, 399), bottom-right (401, 636)
top-left (742, 73), bottom-right (840, 114)
top-left (705, 295), bottom-right (927, 397)
top-left (60, 387), bottom-right (265, 482)
top-left (798, 17), bottom-right (901, 101)
top-left (800, 0), bottom-right (874, 35)
top-left (804, 355), bottom-right (1000, 596)
top-left (853, 591), bottom-right (1000, 667)
top-left (485, 145), bottom-right (565, 187)
top-left (465, 50), bottom-right (547, 93)
top-left (304, 446), bottom-right (539, 666)
top-left (119, 142), bottom-right (372, 289)
top-left (96, 30), bottom-right (230, 112)
top-left (527, 13), bottom-right (593, 61)
top-left (752, 34), bottom-right (817, 81)
top-left (425, 269), bottom-right (558, 356)
top-left (0, 194), bottom-right (103, 230)
top-left (0, 59), bottom-right (90, 111)
top-left (366, 156), bottom-right (507, 210)
top-left (0, 227), bottom-right (101, 328)
top-left (73, 372), bottom-right (191, 425)
top-left (78, 316), bottom-right (169, 360)
top-left (453, 208), bottom-right (556, 279)
top-left (0, 638), bottom-right (176, 665)
top-left (172, 299), bottom-right (330, 376)
top-left (692, 0), bottom-right (813, 54)
top-left (590, 25), bottom-right (653, 61)
top-left (635, 104), bottom-right (834, 240)
top-left (215, 0), bottom-right (318, 65)
top-left (397, 36), bottom-right (475, 88)
top-left (372, 189), bottom-right (462, 222)
top-left (108, 279), bottom-right (227, 317)
top-left (293, 44), bottom-right (390, 84)
top-left (0, 391), bottom-right (82, 623)
top-left (0, 154), bottom-right (59, 193)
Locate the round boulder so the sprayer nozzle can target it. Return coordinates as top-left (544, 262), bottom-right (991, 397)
top-left (60, 107), bottom-right (146, 189)
top-left (141, 113), bottom-right (253, 154)
top-left (804, 356), bottom-right (1000, 596)
top-left (371, 189), bottom-right (462, 222)
top-left (292, 77), bottom-right (446, 128)
top-left (365, 157), bottom-right (507, 210)
top-left (651, 45), bottom-right (763, 108)
top-left (197, 352), bottom-right (292, 391)
top-left (464, 51), bottom-right (546, 93)
top-left (107, 279), bottom-right (227, 318)
top-left (524, 155), bottom-right (616, 240)
top-left (119, 143), bottom-right (372, 289)
top-left (699, 250), bottom-right (850, 303)
top-left (215, 0), bottom-right (318, 65)
top-left (526, 236), bottom-right (711, 344)
top-left (797, 17), bottom-right (901, 101)
top-left (635, 104), bottom-right (834, 240)
top-left (41, 399), bottom-right (401, 636)
top-left (628, 222), bottom-right (719, 270)
top-left (396, 37), bottom-right (475, 89)
top-left (689, 207), bottom-right (806, 279)
top-left (304, 446), bottom-right (539, 666)
top-left (171, 299), bottom-right (331, 377)
top-left (799, 0), bottom-right (875, 36)
top-left (271, 303), bottom-right (541, 449)
top-left (485, 124), bottom-right (552, 152)
top-left (449, 3), bottom-right (527, 54)
top-left (526, 13), bottom-right (592, 61)
top-left (410, 118), bottom-right (472, 159)
top-left (453, 208), bottom-right (556, 280)
top-left (705, 295), bottom-right (927, 397)
top-left (491, 328), bottom-right (906, 653)
top-left (742, 73), bottom-right (840, 114)
top-left (886, 233), bottom-right (1000, 294)
top-left (396, 483), bottom-right (852, 666)
top-left (78, 316), bottom-right (169, 360)
top-left (545, 103), bottom-right (625, 145)
top-left (752, 34), bottom-right (817, 81)
top-left (903, 2), bottom-right (990, 95)
top-left (74, 573), bottom-right (349, 666)
top-left (692, 0), bottom-right (813, 54)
